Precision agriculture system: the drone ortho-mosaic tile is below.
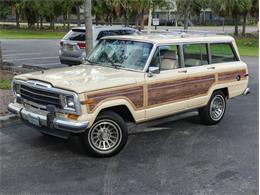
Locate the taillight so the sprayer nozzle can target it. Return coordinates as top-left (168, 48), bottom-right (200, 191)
top-left (60, 41), bottom-right (64, 47)
top-left (77, 42), bottom-right (86, 49)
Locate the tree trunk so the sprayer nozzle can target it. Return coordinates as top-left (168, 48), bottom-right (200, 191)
top-left (84, 0), bottom-right (93, 54)
top-left (63, 14), bottom-right (67, 29)
top-left (50, 19), bottom-right (55, 30)
top-left (52, 20), bottom-right (55, 30)
top-left (67, 12), bottom-right (71, 30)
top-left (15, 9), bottom-right (20, 29)
top-left (76, 5), bottom-right (81, 26)
top-left (135, 15), bottom-right (139, 29)
top-left (184, 0), bottom-right (190, 30)
top-left (242, 12), bottom-right (247, 37)
top-left (124, 9), bottom-right (129, 27)
top-left (36, 16), bottom-right (39, 29)
top-left (0, 42), bottom-right (3, 68)
top-left (40, 17), bottom-right (43, 29)
top-left (140, 11), bottom-right (146, 30)
top-left (234, 14), bottom-right (239, 36)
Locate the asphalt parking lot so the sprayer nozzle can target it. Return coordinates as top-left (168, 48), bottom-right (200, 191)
top-left (1, 39), bottom-right (65, 69)
top-left (0, 55), bottom-right (258, 194)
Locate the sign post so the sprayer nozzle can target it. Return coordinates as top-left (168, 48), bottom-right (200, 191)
top-left (152, 18), bottom-right (159, 30)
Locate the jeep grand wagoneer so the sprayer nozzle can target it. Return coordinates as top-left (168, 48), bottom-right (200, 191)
top-left (8, 32), bottom-right (250, 157)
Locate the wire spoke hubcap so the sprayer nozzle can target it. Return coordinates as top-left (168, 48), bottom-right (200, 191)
top-left (89, 120), bottom-right (122, 152)
top-left (210, 95), bottom-right (225, 121)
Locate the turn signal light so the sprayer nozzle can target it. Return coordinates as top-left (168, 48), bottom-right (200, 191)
top-left (83, 99), bottom-right (95, 105)
top-left (67, 114), bottom-right (79, 120)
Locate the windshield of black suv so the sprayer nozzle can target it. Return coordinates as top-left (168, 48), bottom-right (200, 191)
top-left (85, 39), bottom-right (153, 71)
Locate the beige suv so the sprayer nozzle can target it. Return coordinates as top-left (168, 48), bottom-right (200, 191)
top-left (8, 33), bottom-right (250, 157)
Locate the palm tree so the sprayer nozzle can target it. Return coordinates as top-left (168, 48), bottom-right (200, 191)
top-left (84, 0), bottom-right (93, 54)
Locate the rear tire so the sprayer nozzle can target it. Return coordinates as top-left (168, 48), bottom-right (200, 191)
top-left (199, 91), bottom-right (226, 125)
top-left (79, 111), bottom-right (128, 157)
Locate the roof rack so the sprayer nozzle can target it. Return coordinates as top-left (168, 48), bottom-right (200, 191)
top-left (141, 29), bottom-right (226, 37)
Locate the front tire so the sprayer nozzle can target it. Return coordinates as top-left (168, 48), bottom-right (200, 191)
top-left (79, 111), bottom-right (128, 157)
top-left (199, 91), bottom-right (226, 125)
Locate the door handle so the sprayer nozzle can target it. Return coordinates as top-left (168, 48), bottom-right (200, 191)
top-left (178, 70), bottom-right (187, 73)
top-left (207, 67), bottom-right (215, 70)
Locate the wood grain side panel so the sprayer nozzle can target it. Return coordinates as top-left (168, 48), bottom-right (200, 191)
top-left (218, 69), bottom-right (247, 82)
top-left (87, 86), bottom-right (144, 111)
top-left (148, 75), bottom-right (215, 106)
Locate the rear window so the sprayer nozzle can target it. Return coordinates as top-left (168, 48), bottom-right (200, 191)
top-left (210, 43), bottom-right (238, 63)
top-left (183, 43), bottom-right (209, 67)
top-left (96, 29), bottom-right (137, 40)
top-left (64, 29), bottom-right (85, 41)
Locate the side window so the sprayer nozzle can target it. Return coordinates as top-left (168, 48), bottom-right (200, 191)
top-left (183, 43), bottom-right (209, 67)
top-left (159, 45), bottom-right (180, 70)
top-left (211, 43), bottom-right (238, 63)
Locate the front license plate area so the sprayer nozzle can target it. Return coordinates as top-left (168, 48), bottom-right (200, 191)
top-left (28, 114), bottom-right (41, 127)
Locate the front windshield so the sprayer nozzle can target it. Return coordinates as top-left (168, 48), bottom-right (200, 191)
top-left (86, 39), bottom-right (153, 71)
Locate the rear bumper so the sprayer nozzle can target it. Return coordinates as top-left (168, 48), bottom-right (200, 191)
top-left (8, 103), bottom-right (88, 134)
top-left (243, 87), bottom-right (250, 95)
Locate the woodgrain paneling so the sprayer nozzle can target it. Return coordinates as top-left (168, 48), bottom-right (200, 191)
top-left (148, 74), bottom-right (215, 106)
top-left (85, 69), bottom-right (247, 112)
top-left (87, 86), bottom-right (144, 111)
top-left (218, 69), bottom-right (247, 82)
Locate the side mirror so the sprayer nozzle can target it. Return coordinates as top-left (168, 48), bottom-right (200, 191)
top-left (148, 67), bottom-right (160, 77)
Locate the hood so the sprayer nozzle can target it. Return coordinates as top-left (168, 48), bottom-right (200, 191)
top-left (14, 65), bottom-right (144, 93)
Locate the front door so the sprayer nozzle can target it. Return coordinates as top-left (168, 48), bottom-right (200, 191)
top-left (145, 45), bottom-right (189, 119)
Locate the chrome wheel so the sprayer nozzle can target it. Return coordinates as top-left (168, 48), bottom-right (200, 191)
top-left (210, 95), bottom-right (225, 121)
top-left (88, 119), bottom-right (122, 153)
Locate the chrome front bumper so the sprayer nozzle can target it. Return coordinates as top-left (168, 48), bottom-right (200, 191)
top-left (8, 103), bottom-right (88, 133)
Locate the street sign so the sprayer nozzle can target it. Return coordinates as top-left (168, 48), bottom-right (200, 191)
top-left (152, 18), bottom-right (159, 26)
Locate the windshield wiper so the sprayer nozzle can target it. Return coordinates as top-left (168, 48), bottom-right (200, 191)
top-left (106, 58), bottom-right (123, 69)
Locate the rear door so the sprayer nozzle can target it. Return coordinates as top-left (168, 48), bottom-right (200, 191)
top-left (181, 43), bottom-right (216, 108)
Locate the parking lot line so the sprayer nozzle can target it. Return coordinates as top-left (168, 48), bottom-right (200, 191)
top-left (3, 52), bottom-right (50, 57)
top-left (6, 56), bottom-right (58, 61)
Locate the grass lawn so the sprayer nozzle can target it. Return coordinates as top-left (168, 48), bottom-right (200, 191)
top-left (0, 29), bottom-right (65, 39)
top-left (0, 79), bottom-right (12, 90)
top-left (0, 71), bottom-right (14, 90)
top-left (236, 37), bottom-right (259, 57)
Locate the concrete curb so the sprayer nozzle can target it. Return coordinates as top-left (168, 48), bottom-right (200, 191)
top-left (0, 114), bottom-right (21, 128)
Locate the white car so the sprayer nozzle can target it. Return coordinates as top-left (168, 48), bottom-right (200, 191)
top-left (9, 32), bottom-right (250, 157)
top-left (59, 26), bottom-right (139, 65)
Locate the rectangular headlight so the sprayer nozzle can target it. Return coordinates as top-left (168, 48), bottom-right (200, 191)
top-left (63, 95), bottom-right (76, 111)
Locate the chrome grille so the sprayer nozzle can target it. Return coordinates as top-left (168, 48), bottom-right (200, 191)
top-left (20, 84), bottom-right (62, 108)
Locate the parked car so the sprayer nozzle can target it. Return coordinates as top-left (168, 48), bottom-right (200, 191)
top-left (59, 26), bottom-right (139, 65)
top-left (9, 32), bottom-right (250, 157)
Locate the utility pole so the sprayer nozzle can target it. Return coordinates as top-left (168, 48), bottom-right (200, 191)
top-left (84, 0), bottom-right (93, 55)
